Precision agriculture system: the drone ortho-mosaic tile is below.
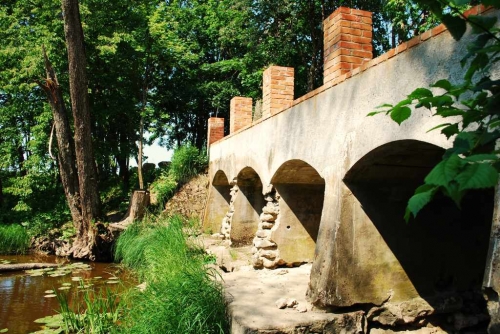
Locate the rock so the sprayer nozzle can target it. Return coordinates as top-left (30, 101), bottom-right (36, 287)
top-left (453, 312), bottom-right (488, 330)
top-left (263, 258), bottom-right (278, 269)
top-left (286, 298), bottom-right (297, 308)
top-left (262, 203), bottom-right (279, 215)
top-left (253, 238), bottom-right (276, 248)
top-left (276, 298), bottom-right (288, 309)
top-left (277, 269), bottom-right (288, 275)
top-left (260, 213), bottom-right (276, 222)
top-left (256, 230), bottom-right (270, 238)
top-left (295, 303), bottom-right (307, 313)
top-left (261, 222), bottom-right (274, 229)
top-left (260, 250), bottom-right (277, 259)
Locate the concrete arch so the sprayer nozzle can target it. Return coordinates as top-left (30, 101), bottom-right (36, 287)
top-left (231, 167), bottom-right (265, 246)
top-left (271, 159), bottom-right (325, 264)
top-left (315, 139), bottom-right (494, 313)
top-left (203, 170), bottom-right (232, 234)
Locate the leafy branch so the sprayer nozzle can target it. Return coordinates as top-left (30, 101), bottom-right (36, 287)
top-left (369, 0), bottom-right (500, 221)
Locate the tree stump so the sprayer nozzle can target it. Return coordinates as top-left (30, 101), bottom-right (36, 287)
top-left (109, 190), bottom-right (150, 231)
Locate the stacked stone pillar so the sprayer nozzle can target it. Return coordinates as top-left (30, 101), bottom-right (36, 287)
top-left (207, 117), bottom-right (224, 148)
top-left (262, 66), bottom-right (294, 118)
top-left (323, 7), bottom-right (373, 84)
top-left (230, 97), bottom-right (253, 134)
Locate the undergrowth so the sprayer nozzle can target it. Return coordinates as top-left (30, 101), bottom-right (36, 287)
top-left (56, 285), bottom-right (121, 334)
top-left (0, 224), bottom-right (30, 254)
top-left (114, 214), bottom-right (229, 334)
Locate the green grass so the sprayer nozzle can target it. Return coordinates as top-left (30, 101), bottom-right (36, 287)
top-left (55, 285), bottom-right (121, 334)
top-left (0, 224), bottom-right (30, 254)
top-left (114, 215), bottom-right (229, 334)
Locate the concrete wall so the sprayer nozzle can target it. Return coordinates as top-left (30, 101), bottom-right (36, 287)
top-left (204, 7), bottom-right (500, 328)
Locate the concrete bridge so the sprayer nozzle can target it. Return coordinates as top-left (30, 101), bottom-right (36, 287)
top-left (203, 6), bottom-right (500, 330)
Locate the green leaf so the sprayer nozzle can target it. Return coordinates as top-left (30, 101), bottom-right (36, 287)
top-left (390, 106), bottom-right (412, 125)
top-left (464, 154), bottom-right (498, 162)
top-left (468, 15), bottom-right (498, 34)
top-left (435, 108), bottom-right (465, 117)
top-left (441, 124), bottom-right (459, 139)
top-left (427, 123), bottom-right (452, 133)
top-left (482, 0), bottom-right (500, 6)
top-left (408, 88), bottom-right (433, 99)
top-left (442, 181), bottom-right (466, 207)
top-left (406, 184), bottom-right (439, 221)
top-left (425, 154), bottom-right (465, 186)
top-left (375, 103), bottom-right (393, 109)
top-left (367, 111), bottom-right (384, 116)
top-left (456, 162), bottom-right (499, 190)
top-left (432, 79), bottom-right (452, 91)
top-left (450, 0), bottom-right (471, 5)
top-left (453, 132), bottom-right (477, 152)
top-left (441, 14), bottom-right (467, 41)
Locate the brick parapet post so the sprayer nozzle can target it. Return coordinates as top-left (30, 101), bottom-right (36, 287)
top-left (262, 66), bottom-right (294, 118)
top-left (207, 117), bottom-right (224, 148)
top-left (323, 7), bottom-right (373, 85)
top-left (230, 97), bottom-right (253, 134)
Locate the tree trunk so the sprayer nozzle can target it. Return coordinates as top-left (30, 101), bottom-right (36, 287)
top-left (109, 190), bottom-right (150, 231)
top-left (38, 47), bottom-right (83, 230)
top-left (0, 263), bottom-right (60, 272)
top-left (138, 117), bottom-right (144, 189)
top-left (0, 177), bottom-right (3, 206)
top-left (61, 0), bottom-right (101, 260)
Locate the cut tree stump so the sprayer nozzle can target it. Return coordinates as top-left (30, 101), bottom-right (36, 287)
top-left (0, 263), bottom-right (60, 272)
top-left (109, 190), bottom-right (150, 231)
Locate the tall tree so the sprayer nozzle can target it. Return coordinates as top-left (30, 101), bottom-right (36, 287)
top-left (61, 0), bottom-right (101, 259)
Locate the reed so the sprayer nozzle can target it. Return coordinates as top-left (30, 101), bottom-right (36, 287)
top-left (115, 215), bottom-right (229, 334)
top-left (0, 224), bottom-right (30, 254)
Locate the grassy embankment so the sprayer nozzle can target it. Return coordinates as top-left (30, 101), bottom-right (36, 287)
top-left (114, 214), bottom-right (229, 333)
top-left (0, 224), bottom-right (30, 254)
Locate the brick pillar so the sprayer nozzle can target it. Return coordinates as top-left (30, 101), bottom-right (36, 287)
top-left (230, 97), bottom-right (253, 134)
top-left (262, 66), bottom-right (294, 118)
top-left (207, 117), bottom-right (224, 148)
top-left (323, 7), bottom-right (373, 84)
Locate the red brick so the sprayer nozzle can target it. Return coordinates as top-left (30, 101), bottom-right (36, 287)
top-left (407, 35), bottom-right (421, 49)
top-left (431, 24), bottom-right (447, 37)
top-left (351, 9), bottom-right (372, 17)
top-left (395, 42), bottom-right (407, 54)
top-left (351, 35), bottom-right (371, 44)
top-left (340, 27), bottom-right (362, 36)
top-left (420, 30), bottom-right (431, 41)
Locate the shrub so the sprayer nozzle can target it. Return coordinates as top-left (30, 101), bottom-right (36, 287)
top-left (149, 172), bottom-right (178, 208)
top-left (169, 144), bottom-right (207, 184)
top-left (114, 215), bottom-right (229, 333)
top-left (0, 224), bottom-right (30, 254)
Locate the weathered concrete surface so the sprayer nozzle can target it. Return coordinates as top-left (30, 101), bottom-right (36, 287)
top-left (205, 9), bottom-right (500, 319)
top-left (223, 264), bottom-right (367, 334)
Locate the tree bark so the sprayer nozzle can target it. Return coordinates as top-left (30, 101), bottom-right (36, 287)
top-left (0, 263), bottom-right (60, 272)
top-left (109, 190), bottom-right (150, 231)
top-left (61, 0), bottom-right (101, 260)
top-left (38, 47), bottom-right (83, 230)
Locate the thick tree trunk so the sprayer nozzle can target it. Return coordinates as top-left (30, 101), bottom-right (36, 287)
top-left (39, 47), bottom-right (83, 230)
top-left (61, 0), bottom-right (101, 260)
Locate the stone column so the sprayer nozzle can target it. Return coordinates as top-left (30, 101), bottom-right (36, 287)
top-left (323, 7), bottom-right (373, 85)
top-left (262, 66), bottom-right (294, 118)
top-left (207, 117), bottom-right (224, 148)
top-left (230, 97), bottom-right (252, 134)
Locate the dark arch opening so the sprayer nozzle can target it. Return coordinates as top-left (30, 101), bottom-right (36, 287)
top-left (231, 167), bottom-right (264, 247)
top-left (203, 170), bottom-right (231, 234)
top-left (344, 140), bottom-right (493, 317)
top-left (271, 159), bottom-right (325, 264)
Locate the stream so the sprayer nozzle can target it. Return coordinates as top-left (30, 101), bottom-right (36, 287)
top-left (0, 254), bottom-right (130, 333)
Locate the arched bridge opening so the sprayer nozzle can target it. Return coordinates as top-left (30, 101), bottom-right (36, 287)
top-left (343, 140), bottom-right (493, 317)
top-left (271, 159), bottom-right (325, 265)
top-left (231, 167), bottom-right (264, 247)
top-left (203, 170), bottom-right (232, 234)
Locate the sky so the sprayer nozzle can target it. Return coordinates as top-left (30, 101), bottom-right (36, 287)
top-left (129, 138), bottom-right (173, 167)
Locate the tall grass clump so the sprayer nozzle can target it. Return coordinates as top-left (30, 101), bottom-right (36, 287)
top-left (56, 285), bottom-right (121, 334)
top-left (0, 224), bottom-right (30, 254)
top-left (169, 143), bottom-right (207, 184)
top-left (114, 215), bottom-right (229, 334)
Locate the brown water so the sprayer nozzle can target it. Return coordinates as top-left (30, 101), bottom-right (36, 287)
top-left (0, 254), bottom-right (129, 333)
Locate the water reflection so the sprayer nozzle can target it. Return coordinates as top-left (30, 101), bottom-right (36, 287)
top-left (0, 254), bottom-right (127, 333)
